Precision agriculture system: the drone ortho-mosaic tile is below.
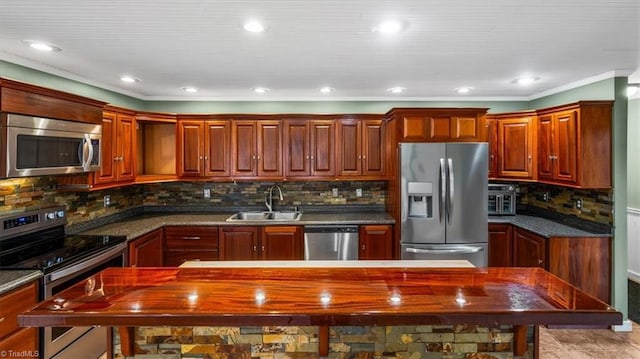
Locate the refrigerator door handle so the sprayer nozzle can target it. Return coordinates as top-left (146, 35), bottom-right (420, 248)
top-left (405, 246), bottom-right (484, 254)
top-left (447, 158), bottom-right (454, 224)
top-left (439, 158), bottom-right (446, 223)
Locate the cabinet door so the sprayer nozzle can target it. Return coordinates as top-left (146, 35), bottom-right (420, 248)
top-left (362, 120), bottom-right (385, 177)
top-left (219, 226), bottom-right (259, 260)
top-left (359, 225), bottom-right (393, 260)
top-left (554, 110), bottom-right (578, 183)
top-left (177, 120), bottom-right (204, 177)
top-left (96, 111), bottom-right (116, 184)
top-left (128, 228), bottom-right (164, 267)
top-left (426, 116), bottom-right (451, 141)
top-left (401, 115), bottom-right (428, 141)
top-left (257, 121), bottom-right (283, 177)
top-left (451, 116), bottom-right (480, 140)
top-left (205, 120), bottom-right (231, 177)
top-left (116, 113), bottom-right (135, 182)
top-left (537, 114), bottom-right (554, 181)
top-left (498, 118), bottom-right (534, 179)
top-left (284, 120), bottom-right (310, 177)
top-left (486, 118), bottom-right (498, 178)
top-left (165, 226), bottom-right (219, 266)
top-left (232, 121), bottom-right (257, 177)
top-left (260, 226), bottom-right (303, 260)
top-left (310, 120), bottom-right (335, 177)
top-left (488, 223), bottom-right (513, 267)
top-left (337, 120), bottom-right (362, 176)
top-left (513, 228), bottom-right (546, 268)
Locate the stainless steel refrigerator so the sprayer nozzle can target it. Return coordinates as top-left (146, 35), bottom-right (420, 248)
top-left (399, 142), bottom-right (488, 266)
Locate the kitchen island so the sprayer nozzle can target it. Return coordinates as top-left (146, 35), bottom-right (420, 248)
top-left (18, 263), bottom-right (621, 358)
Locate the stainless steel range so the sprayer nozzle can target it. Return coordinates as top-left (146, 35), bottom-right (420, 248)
top-left (0, 206), bottom-right (127, 359)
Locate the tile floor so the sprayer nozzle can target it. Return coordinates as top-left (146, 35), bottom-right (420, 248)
top-left (539, 321), bottom-right (640, 358)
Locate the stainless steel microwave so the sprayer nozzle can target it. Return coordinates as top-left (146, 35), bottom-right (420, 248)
top-left (3, 114), bottom-right (101, 178)
top-left (488, 184), bottom-right (516, 215)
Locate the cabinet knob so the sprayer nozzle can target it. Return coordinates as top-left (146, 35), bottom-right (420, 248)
top-left (257, 155), bottom-right (261, 160)
top-left (358, 155), bottom-right (362, 160)
top-left (252, 155), bottom-right (256, 160)
top-left (261, 245), bottom-right (265, 252)
top-left (306, 155), bottom-right (310, 160)
top-left (310, 155), bottom-right (314, 160)
top-left (199, 156), bottom-right (204, 160)
top-left (253, 245), bottom-right (257, 252)
top-left (538, 259), bottom-right (543, 265)
top-left (361, 244), bottom-right (366, 251)
top-left (204, 156), bottom-right (208, 160)
top-left (362, 155), bottom-right (366, 160)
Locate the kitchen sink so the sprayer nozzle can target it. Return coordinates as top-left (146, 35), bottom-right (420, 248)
top-left (226, 211), bottom-right (302, 222)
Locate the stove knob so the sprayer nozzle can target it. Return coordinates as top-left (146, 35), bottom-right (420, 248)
top-left (46, 212), bottom-right (56, 220)
top-left (56, 256), bottom-right (64, 263)
top-left (56, 211), bottom-right (65, 218)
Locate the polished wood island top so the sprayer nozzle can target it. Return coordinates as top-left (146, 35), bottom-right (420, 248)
top-left (18, 266), bottom-right (621, 328)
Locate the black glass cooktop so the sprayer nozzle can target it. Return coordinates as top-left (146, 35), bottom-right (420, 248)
top-left (0, 226), bottom-right (126, 272)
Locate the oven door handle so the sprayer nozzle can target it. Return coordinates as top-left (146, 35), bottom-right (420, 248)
top-left (47, 243), bottom-right (126, 283)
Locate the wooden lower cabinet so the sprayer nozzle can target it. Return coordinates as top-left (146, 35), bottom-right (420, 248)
top-left (128, 228), bottom-right (164, 267)
top-left (0, 281), bottom-right (39, 354)
top-left (164, 226), bottom-right (219, 266)
top-left (359, 225), bottom-right (393, 259)
top-left (488, 223), bottom-right (513, 267)
top-left (218, 226), bottom-right (303, 260)
top-left (513, 228), bottom-right (546, 268)
top-left (490, 223), bottom-right (611, 303)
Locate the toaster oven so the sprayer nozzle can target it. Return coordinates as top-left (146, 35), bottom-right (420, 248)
top-left (488, 184), bottom-right (516, 215)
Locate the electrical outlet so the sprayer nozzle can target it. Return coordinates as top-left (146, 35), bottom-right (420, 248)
top-left (356, 188), bottom-right (363, 197)
top-left (576, 199), bottom-right (583, 210)
top-left (332, 188), bottom-right (339, 197)
top-left (203, 188), bottom-right (211, 199)
top-left (103, 195), bottom-right (111, 207)
top-left (543, 192), bottom-right (549, 202)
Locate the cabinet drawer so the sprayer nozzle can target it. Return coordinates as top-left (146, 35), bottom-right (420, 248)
top-left (164, 226), bottom-right (218, 250)
top-left (0, 327), bottom-right (38, 354)
top-left (0, 281), bottom-right (38, 338)
top-left (165, 250), bottom-right (219, 266)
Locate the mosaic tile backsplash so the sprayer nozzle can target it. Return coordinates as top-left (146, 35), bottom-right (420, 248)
top-left (0, 177), bottom-right (386, 226)
top-left (515, 182), bottom-right (613, 226)
top-left (114, 325), bottom-right (532, 359)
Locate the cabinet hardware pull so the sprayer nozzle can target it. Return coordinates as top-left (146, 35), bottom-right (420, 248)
top-left (0, 317), bottom-right (4, 323)
top-left (205, 156), bottom-right (208, 160)
top-left (306, 156), bottom-right (310, 160)
top-left (358, 155), bottom-right (362, 159)
top-left (253, 245), bottom-right (257, 251)
top-left (538, 259), bottom-right (543, 265)
top-left (362, 155), bottom-right (366, 159)
top-left (252, 155), bottom-right (256, 160)
top-left (310, 156), bottom-right (314, 160)
top-left (199, 156), bottom-right (203, 160)
top-left (261, 245), bottom-right (265, 251)
top-left (257, 155), bottom-right (261, 160)
top-left (181, 236), bottom-right (201, 240)
top-left (361, 245), bottom-right (366, 250)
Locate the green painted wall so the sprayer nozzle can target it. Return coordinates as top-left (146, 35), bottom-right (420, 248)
top-left (628, 98), bottom-right (640, 209)
top-left (0, 60), bottom-right (145, 109)
top-left (528, 78), bottom-right (615, 108)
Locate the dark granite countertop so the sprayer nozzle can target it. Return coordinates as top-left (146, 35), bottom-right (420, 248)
top-left (79, 212), bottom-right (395, 240)
top-left (0, 270), bottom-right (42, 295)
top-left (489, 214), bottom-right (611, 238)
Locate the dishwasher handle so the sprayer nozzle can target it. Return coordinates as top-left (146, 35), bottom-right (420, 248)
top-left (304, 225), bottom-right (359, 234)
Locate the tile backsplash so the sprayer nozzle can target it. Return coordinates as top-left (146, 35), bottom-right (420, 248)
top-left (516, 182), bottom-right (613, 226)
top-left (0, 177), bottom-right (386, 226)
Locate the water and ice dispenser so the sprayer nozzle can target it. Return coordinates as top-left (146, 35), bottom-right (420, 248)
top-left (407, 182), bottom-right (433, 218)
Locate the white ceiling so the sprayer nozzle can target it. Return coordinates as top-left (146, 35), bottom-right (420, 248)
top-left (0, 0), bottom-right (639, 101)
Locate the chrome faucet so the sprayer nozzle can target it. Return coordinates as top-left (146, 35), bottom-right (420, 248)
top-left (265, 184), bottom-right (284, 212)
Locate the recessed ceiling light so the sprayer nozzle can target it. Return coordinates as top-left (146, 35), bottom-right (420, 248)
top-left (319, 86), bottom-right (335, 94)
top-left (455, 87), bottom-right (473, 94)
top-left (253, 87), bottom-right (270, 93)
top-left (23, 40), bottom-right (61, 52)
top-left (513, 76), bottom-right (540, 86)
top-left (120, 75), bottom-right (140, 83)
top-left (387, 86), bottom-right (406, 94)
top-left (182, 87), bottom-right (198, 93)
top-left (373, 20), bottom-right (405, 34)
top-left (244, 21), bottom-right (266, 33)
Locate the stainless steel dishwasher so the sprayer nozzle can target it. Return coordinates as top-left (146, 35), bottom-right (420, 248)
top-left (304, 225), bottom-right (359, 260)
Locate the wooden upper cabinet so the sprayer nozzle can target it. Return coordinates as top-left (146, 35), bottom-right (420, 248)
top-left (496, 114), bottom-right (536, 180)
top-left (177, 118), bottom-right (231, 178)
top-left (284, 119), bottom-right (335, 178)
top-left (177, 120), bottom-right (205, 177)
top-left (486, 117), bottom-right (498, 178)
top-left (232, 120), bottom-right (283, 179)
top-left (96, 108), bottom-right (135, 185)
top-left (134, 112), bottom-right (177, 182)
top-left (337, 117), bottom-right (385, 179)
top-left (386, 108), bottom-right (487, 143)
top-left (536, 102), bottom-right (611, 188)
top-left (205, 121), bottom-right (231, 177)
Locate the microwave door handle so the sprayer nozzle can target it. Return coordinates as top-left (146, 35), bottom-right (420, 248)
top-left (439, 158), bottom-right (446, 223)
top-left (80, 134), bottom-right (93, 171)
top-left (496, 194), bottom-right (503, 215)
top-left (447, 158), bottom-right (454, 224)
